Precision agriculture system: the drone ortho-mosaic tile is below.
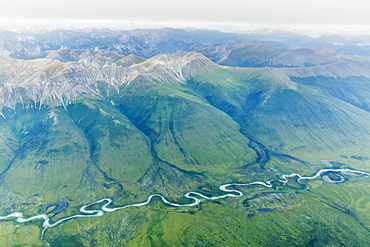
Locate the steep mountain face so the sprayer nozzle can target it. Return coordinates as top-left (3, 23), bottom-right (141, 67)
top-left (1, 27), bottom-right (370, 62)
top-left (0, 51), bottom-right (259, 208)
top-left (1, 48), bottom-right (370, 196)
top-left (237, 30), bottom-right (370, 56)
top-left (0, 30), bottom-right (42, 59)
top-left (2, 28), bottom-right (370, 246)
top-left (195, 41), bottom-right (369, 68)
top-left (0, 28), bottom-right (250, 60)
top-left (195, 41), bottom-right (284, 67)
top-left (42, 48), bottom-right (146, 67)
top-left (0, 51), bottom-right (219, 111)
top-left (184, 65), bottom-right (370, 163)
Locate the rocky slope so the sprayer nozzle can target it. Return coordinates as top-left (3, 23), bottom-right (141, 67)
top-left (1, 28), bottom-right (370, 246)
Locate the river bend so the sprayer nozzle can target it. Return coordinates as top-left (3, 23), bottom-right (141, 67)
top-left (0, 168), bottom-right (369, 239)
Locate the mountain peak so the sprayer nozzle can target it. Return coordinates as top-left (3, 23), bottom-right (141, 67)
top-left (134, 51), bottom-right (216, 82)
top-left (311, 46), bottom-right (337, 55)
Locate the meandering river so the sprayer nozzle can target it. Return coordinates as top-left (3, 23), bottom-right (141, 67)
top-left (1, 167), bottom-right (369, 243)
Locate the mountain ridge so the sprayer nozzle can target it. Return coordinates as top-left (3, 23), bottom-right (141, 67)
top-left (1, 27), bottom-right (370, 246)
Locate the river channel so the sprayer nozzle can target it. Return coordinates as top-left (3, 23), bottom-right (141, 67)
top-left (0, 167), bottom-right (369, 243)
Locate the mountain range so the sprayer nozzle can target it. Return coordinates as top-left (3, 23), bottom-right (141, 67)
top-left (1, 27), bottom-right (370, 246)
top-left (3, 27), bottom-right (370, 59)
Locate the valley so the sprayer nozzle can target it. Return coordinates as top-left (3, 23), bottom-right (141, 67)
top-left (1, 27), bottom-right (370, 246)
top-left (2, 166), bottom-right (369, 246)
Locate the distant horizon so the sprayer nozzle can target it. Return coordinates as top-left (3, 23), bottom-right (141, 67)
top-left (1, 20), bottom-right (370, 37)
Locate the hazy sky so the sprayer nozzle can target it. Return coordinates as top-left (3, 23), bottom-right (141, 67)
top-left (1, 0), bottom-right (369, 26)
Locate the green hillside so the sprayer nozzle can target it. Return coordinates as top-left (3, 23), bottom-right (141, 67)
top-left (187, 67), bottom-right (370, 167)
top-left (1, 48), bottom-right (370, 246)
